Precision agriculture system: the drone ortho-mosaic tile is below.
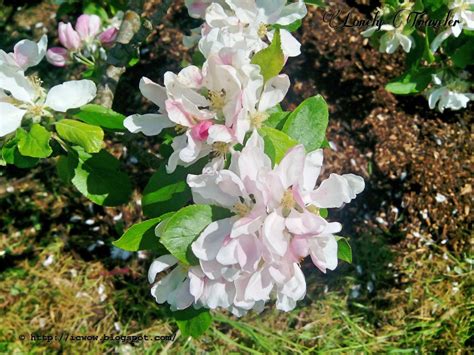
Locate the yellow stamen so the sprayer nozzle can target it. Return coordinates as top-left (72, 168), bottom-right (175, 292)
top-left (258, 23), bottom-right (268, 38)
top-left (233, 202), bottom-right (251, 217)
top-left (174, 124), bottom-right (188, 134)
top-left (209, 90), bottom-right (226, 111)
top-left (250, 111), bottom-right (269, 129)
top-left (212, 142), bottom-right (230, 157)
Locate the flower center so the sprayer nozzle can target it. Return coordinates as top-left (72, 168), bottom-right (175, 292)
top-left (28, 104), bottom-right (45, 118)
top-left (258, 23), bottom-right (268, 38)
top-left (233, 202), bottom-right (252, 217)
top-left (209, 90), bottom-right (226, 111)
top-left (307, 205), bottom-right (321, 216)
top-left (250, 111), bottom-right (269, 129)
top-left (28, 74), bottom-right (45, 99)
top-left (212, 142), bottom-right (230, 157)
top-left (174, 124), bottom-right (188, 134)
top-left (281, 189), bottom-right (295, 210)
top-left (446, 79), bottom-right (470, 93)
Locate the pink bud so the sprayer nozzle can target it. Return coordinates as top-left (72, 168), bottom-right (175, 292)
top-left (58, 22), bottom-right (81, 50)
top-left (76, 14), bottom-right (101, 41)
top-left (98, 27), bottom-right (118, 46)
top-left (190, 120), bottom-right (213, 141)
top-left (46, 47), bottom-right (68, 67)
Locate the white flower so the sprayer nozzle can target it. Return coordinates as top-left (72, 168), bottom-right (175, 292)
top-left (431, 0), bottom-right (474, 52)
top-left (362, 25), bottom-right (413, 54)
top-left (124, 48), bottom-right (289, 173)
top-left (184, 130), bottom-right (364, 314)
top-left (148, 254), bottom-right (196, 311)
top-left (0, 67), bottom-right (97, 137)
top-left (0, 35), bottom-right (47, 72)
top-left (425, 73), bottom-right (473, 112)
top-left (194, 0), bottom-right (307, 58)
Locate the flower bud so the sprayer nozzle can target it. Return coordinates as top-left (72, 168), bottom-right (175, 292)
top-left (46, 47), bottom-right (68, 67)
top-left (98, 27), bottom-right (118, 46)
top-left (76, 14), bottom-right (101, 41)
top-left (58, 22), bottom-right (81, 50)
top-left (190, 120), bottom-right (213, 141)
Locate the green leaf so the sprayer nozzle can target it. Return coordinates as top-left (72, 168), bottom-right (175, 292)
top-left (2, 138), bottom-right (38, 168)
top-left (174, 308), bottom-right (212, 339)
top-left (113, 212), bottom-right (174, 252)
top-left (142, 158), bottom-right (208, 218)
top-left (160, 205), bottom-right (233, 265)
top-left (336, 237), bottom-right (352, 263)
top-left (305, 0), bottom-right (327, 7)
top-left (264, 111), bottom-right (290, 130)
top-left (57, 147), bottom-right (132, 206)
top-left (258, 126), bottom-right (298, 165)
top-left (56, 119), bottom-right (104, 153)
top-left (282, 95), bottom-right (329, 152)
top-left (70, 104), bottom-right (126, 130)
top-left (320, 208), bottom-right (328, 218)
top-left (16, 124), bottom-right (52, 158)
top-left (452, 38), bottom-right (474, 68)
top-left (385, 68), bottom-right (434, 94)
top-left (273, 19), bottom-right (302, 32)
top-left (251, 29), bottom-right (284, 81)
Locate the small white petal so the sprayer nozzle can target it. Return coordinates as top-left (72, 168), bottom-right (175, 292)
top-left (124, 113), bottom-right (174, 136)
top-left (45, 80), bottom-right (97, 112)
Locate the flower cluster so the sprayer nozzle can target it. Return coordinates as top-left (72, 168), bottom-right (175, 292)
top-left (0, 36), bottom-right (97, 137)
top-left (150, 132), bottom-right (364, 315)
top-left (46, 14), bottom-right (119, 67)
top-left (127, 1), bottom-right (365, 316)
top-left (361, 0), bottom-right (473, 113)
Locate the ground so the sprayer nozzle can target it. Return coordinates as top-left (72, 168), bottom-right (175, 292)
top-left (0, 0), bottom-right (472, 353)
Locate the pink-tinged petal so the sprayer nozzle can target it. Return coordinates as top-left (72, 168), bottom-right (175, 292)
top-left (263, 211), bottom-right (289, 256)
top-left (275, 145), bottom-right (306, 188)
top-left (285, 209), bottom-right (327, 236)
top-left (257, 74), bottom-right (290, 112)
top-left (303, 149), bottom-right (323, 191)
top-left (178, 65), bottom-right (204, 88)
top-left (192, 218), bottom-right (232, 261)
top-left (187, 170), bottom-right (244, 208)
top-left (185, 0), bottom-right (211, 18)
top-left (207, 124), bottom-right (234, 144)
top-left (238, 130), bottom-right (272, 182)
top-left (46, 47), bottom-right (68, 67)
top-left (165, 99), bottom-right (195, 127)
top-left (98, 27), bottom-right (118, 45)
top-left (309, 173), bottom-right (365, 208)
top-left (13, 34), bottom-right (47, 70)
top-left (236, 234), bottom-right (261, 271)
top-left (139, 77), bottom-right (167, 111)
top-left (309, 236), bottom-right (338, 273)
top-left (281, 263), bottom-right (306, 300)
top-left (190, 120), bottom-right (212, 141)
top-left (245, 269), bottom-right (273, 302)
top-left (216, 237), bottom-right (239, 265)
top-left (290, 236), bottom-right (309, 259)
top-left (0, 102), bottom-right (26, 137)
top-left (230, 214), bottom-right (263, 239)
top-left (148, 254), bottom-right (178, 283)
top-left (188, 266), bottom-right (205, 301)
top-left (200, 259), bottom-right (225, 280)
top-left (58, 22), bottom-right (81, 50)
top-left (76, 14), bottom-right (101, 40)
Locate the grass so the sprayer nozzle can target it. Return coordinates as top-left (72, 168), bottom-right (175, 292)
top-left (1, 224), bottom-right (472, 353)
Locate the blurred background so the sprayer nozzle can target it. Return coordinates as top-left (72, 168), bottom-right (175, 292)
top-left (0, 0), bottom-right (472, 352)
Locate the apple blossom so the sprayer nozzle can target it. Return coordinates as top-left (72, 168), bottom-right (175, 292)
top-left (425, 73), bottom-right (474, 112)
top-left (0, 35), bottom-right (47, 72)
top-left (146, 130), bottom-right (364, 315)
top-left (0, 63), bottom-right (97, 136)
top-left (361, 25), bottom-right (413, 54)
top-left (431, 0), bottom-right (474, 52)
top-left (186, 0), bottom-right (307, 58)
top-left (124, 48), bottom-right (289, 173)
